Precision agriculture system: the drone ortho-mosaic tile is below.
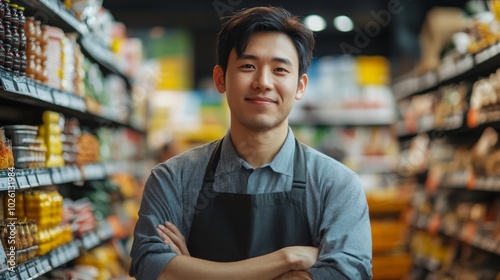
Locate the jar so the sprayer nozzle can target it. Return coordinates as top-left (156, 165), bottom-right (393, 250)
top-left (34, 57), bottom-right (42, 82)
top-left (34, 20), bottom-right (41, 42)
top-left (16, 5), bottom-right (24, 31)
top-left (12, 48), bottom-right (20, 75)
top-left (26, 54), bottom-right (35, 79)
top-left (18, 222), bottom-right (29, 250)
top-left (29, 220), bottom-right (38, 245)
top-left (0, 41), bottom-right (5, 69)
top-left (25, 37), bottom-right (35, 57)
top-left (10, 24), bottom-right (18, 49)
top-left (4, 22), bottom-right (11, 46)
top-left (24, 16), bottom-right (35, 39)
top-left (2, 0), bottom-right (10, 25)
top-left (19, 49), bottom-right (26, 76)
top-left (18, 28), bottom-right (25, 50)
top-left (4, 43), bottom-right (12, 71)
top-left (0, 16), bottom-right (4, 41)
top-left (0, 0), bottom-right (5, 19)
top-left (8, 4), bottom-right (17, 28)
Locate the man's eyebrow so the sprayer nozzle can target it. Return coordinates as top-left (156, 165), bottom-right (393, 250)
top-left (238, 54), bottom-right (293, 65)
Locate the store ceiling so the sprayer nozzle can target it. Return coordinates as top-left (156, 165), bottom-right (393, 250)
top-left (102, 0), bottom-right (467, 85)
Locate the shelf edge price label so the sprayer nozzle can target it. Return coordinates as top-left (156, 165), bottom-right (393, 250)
top-left (0, 171), bottom-right (9, 191)
top-left (36, 86), bottom-right (54, 103)
top-left (0, 72), bottom-right (18, 93)
top-left (27, 173), bottom-right (39, 188)
top-left (33, 258), bottom-right (44, 274)
top-left (12, 77), bottom-right (30, 95)
top-left (40, 257), bottom-right (50, 271)
top-left (25, 262), bottom-right (38, 278)
top-left (17, 265), bottom-right (29, 280)
top-left (16, 175), bottom-right (29, 189)
top-left (51, 168), bottom-right (62, 185)
top-left (36, 170), bottom-right (52, 186)
top-left (26, 81), bottom-right (38, 99)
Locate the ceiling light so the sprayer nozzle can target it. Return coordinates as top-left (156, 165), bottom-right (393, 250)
top-left (304, 15), bottom-right (326, 32)
top-left (333, 15), bottom-right (354, 32)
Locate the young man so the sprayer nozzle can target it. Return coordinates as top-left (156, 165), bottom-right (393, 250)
top-left (130, 6), bottom-right (372, 280)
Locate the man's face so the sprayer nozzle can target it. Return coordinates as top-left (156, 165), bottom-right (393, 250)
top-left (214, 31), bottom-right (307, 132)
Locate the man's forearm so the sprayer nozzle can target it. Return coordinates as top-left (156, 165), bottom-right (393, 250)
top-left (159, 249), bottom-right (295, 280)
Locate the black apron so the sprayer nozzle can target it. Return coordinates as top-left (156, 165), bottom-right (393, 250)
top-left (187, 139), bottom-right (313, 262)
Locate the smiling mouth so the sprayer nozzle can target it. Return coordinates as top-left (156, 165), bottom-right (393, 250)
top-left (245, 97), bottom-right (276, 104)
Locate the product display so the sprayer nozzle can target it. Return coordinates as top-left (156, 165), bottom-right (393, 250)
top-left (395, 3), bottom-right (500, 278)
top-left (0, 0), bottom-right (146, 278)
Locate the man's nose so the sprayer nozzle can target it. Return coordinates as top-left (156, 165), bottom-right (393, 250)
top-left (252, 69), bottom-right (273, 91)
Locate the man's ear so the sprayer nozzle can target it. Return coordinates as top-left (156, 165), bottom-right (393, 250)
top-left (213, 65), bottom-right (226, 94)
top-left (296, 74), bottom-right (308, 100)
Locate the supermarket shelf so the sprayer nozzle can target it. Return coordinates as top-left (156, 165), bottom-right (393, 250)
top-left (0, 162), bottom-right (133, 191)
top-left (393, 42), bottom-right (500, 100)
top-left (397, 112), bottom-right (465, 139)
top-left (442, 171), bottom-right (500, 192)
top-left (17, 0), bottom-right (88, 35)
top-left (291, 107), bottom-right (395, 126)
top-left (0, 222), bottom-right (114, 280)
top-left (0, 71), bottom-right (145, 134)
top-left (411, 213), bottom-right (500, 256)
top-left (17, 0), bottom-right (131, 83)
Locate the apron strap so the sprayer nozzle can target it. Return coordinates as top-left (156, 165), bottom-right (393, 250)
top-left (203, 138), bottom-right (307, 189)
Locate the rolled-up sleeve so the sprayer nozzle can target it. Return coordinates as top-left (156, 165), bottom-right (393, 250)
top-left (308, 173), bottom-right (372, 279)
top-left (129, 165), bottom-right (182, 279)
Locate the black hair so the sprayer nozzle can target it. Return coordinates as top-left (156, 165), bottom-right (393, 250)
top-left (215, 6), bottom-right (315, 76)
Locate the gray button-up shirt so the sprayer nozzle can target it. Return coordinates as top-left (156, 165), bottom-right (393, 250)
top-left (130, 128), bottom-right (372, 279)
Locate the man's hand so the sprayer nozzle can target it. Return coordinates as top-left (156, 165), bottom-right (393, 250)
top-left (157, 221), bottom-right (190, 256)
top-left (273, 271), bottom-right (313, 280)
top-left (280, 246), bottom-right (319, 271)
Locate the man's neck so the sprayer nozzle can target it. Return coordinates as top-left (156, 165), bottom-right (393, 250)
top-left (229, 125), bottom-right (288, 168)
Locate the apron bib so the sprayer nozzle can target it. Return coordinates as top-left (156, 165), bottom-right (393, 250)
top-left (187, 139), bottom-right (313, 262)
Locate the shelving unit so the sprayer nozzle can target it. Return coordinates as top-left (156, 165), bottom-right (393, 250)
top-left (0, 220), bottom-right (114, 280)
top-left (16, 0), bottom-right (130, 83)
top-left (394, 39), bottom-right (500, 279)
top-left (0, 0), bottom-right (145, 278)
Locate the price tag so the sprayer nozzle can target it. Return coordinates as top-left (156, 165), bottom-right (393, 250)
top-left (71, 96), bottom-right (86, 112)
top-left (12, 77), bottom-right (29, 95)
top-left (36, 170), bottom-right (52, 186)
top-left (36, 86), bottom-right (54, 103)
top-left (40, 257), bottom-right (50, 271)
top-left (57, 247), bottom-right (66, 264)
top-left (72, 166), bottom-right (83, 181)
top-left (16, 176), bottom-right (29, 189)
top-left (73, 242), bottom-right (80, 257)
top-left (26, 82), bottom-right (37, 98)
top-left (0, 172), bottom-right (9, 191)
top-left (51, 168), bottom-right (62, 185)
top-left (33, 258), bottom-right (44, 274)
top-left (1, 72), bottom-right (17, 93)
top-left (49, 249), bottom-right (60, 267)
top-left (27, 174), bottom-right (39, 187)
top-left (17, 265), bottom-right (29, 280)
top-left (4, 270), bottom-right (19, 280)
top-left (25, 262), bottom-right (38, 278)
top-left (82, 234), bottom-right (92, 249)
top-left (53, 91), bottom-right (71, 107)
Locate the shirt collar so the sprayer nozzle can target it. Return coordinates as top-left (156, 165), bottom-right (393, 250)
top-left (216, 128), bottom-right (295, 177)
